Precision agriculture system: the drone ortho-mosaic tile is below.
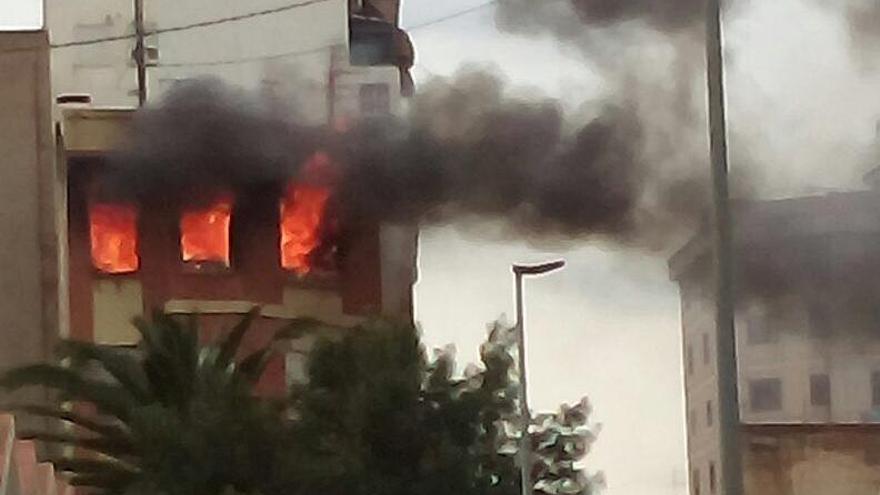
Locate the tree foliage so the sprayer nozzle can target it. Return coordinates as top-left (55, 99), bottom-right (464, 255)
top-left (1, 313), bottom-right (600, 495)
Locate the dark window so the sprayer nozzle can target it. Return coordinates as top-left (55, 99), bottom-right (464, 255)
top-left (702, 333), bottom-right (711, 365)
top-left (687, 345), bottom-right (694, 376)
top-left (746, 315), bottom-right (775, 344)
top-left (872, 371), bottom-right (880, 407)
top-left (750, 378), bottom-right (782, 412)
top-left (359, 83), bottom-right (390, 115)
top-left (692, 469), bottom-right (701, 495)
top-left (706, 400), bottom-right (713, 427)
top-left (810, 374), bottom-right (831, 407)
top-left (709, 462), bottom-right (717, 494)
top-left (349, 17), bottom-right (395, 66)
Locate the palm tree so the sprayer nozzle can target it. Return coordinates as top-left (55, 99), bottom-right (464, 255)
top-left (0, 309), bottom-right (318, 495)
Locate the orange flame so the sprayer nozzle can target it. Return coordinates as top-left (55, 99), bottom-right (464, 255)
top-left (181, 197), bottom-right (232, 266)
top-left (90, 203), bottom-right (139, 274)
top-left (280, 184), bottom-right (330, 275)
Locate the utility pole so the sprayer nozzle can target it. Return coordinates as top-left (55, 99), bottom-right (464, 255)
top-left (133, 0), bottom-right (147, 106)
top-left (512, 260), bottom-right (565, 495)
top-left (705, 1), bottom-right (743, 494)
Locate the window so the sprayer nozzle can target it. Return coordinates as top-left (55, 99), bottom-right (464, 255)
top-left (709, 462), bottom-right (717, 494)
top-left (692, 468), bottom-right (701, 495)
top-left (89, 203), bottom-right (139, 274)
top-left (359, 83), bottom-right (390, 115)
top-left (810, 374), bottom-right (830, 407)
top-left (706, 400), bottom-right (713, 427)
top-left (702, 333), bottom-right (711, 365)
top-left (746, 315), bottom-right (775, 344)
top-left (749, 378), bottom-right (782, 412)
top-left (687, 344), bottom-right (694, 376)
top-left (872, 371), bottom-right (880, 407)
top-left (180, 196), bottom-right (233, 269)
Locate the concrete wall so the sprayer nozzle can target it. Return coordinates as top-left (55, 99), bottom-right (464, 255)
top-left (743, 427), bottom-right (880, 495)
top-left (0, 31), bottom-right (63, 372)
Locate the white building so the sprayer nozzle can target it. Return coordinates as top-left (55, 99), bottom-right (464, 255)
top-left (670, 189), bottom-right (880, 495)
top-left (45, 0), bottom-right (413, 122)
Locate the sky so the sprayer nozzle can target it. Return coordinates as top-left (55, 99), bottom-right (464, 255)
top-left (4, 1), bottom-right (880, 494)
top-left (401, 1), bottom-right (880, 494)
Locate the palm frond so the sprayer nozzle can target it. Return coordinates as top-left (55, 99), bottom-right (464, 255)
top-left (46, 456), bottom-right (140, 476)
top-left (0, 364), bottom-right (135, 420)
top-left (216, 307), bottom-right (259, 371)
top-left (57, 340), bottom-right (152, 404)
top-left (6, 404), bottom-right (131, 440)
top-left (18, 430), bottom-right (135, 457)
top-left (274, 317), bottom-right (339, 341)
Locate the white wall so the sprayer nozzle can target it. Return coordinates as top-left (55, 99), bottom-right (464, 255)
top-left (45, 0), bottom-right (349, 113)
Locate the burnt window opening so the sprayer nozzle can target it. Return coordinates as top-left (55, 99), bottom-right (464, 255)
top-left (89, 202), bottom-right (140, 274)
top-left (749, 378), bottom-right (782, 412)
top-left (180, 196), bottom-right (233, 272)
top-left (280, 182), bottom-right (338, 276)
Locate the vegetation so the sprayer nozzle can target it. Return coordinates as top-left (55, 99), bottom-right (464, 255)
top-left (0, 312), bottom-right (600, 495)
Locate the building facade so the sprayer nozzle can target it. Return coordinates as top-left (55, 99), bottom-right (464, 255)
top-left (0, 1), bottom-right (418, 393)
top-left (670, 191), bottom-right (880, 495)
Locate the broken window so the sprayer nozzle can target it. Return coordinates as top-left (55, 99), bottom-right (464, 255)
top-left (180, 196), bottom-right (233, 269)
top-left (89, 203), bottom-right (139, 274)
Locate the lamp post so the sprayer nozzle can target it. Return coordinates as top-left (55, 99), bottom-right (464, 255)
top-left (512, 259), bottom-right (566, 495)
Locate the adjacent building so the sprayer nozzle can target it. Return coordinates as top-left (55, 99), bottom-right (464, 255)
top-left (670, 188), bottom-right (880, 495)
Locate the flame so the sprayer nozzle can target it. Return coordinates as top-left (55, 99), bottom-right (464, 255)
top-left (181, 197), bottom-right (233, 266)
top-left (280, 184), bottom-right (330, 275)
top-left (90, 203), bottom-right (139, 274)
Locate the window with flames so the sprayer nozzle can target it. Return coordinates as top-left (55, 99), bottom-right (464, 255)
top-left (89, 154), bottom-right (339, 277)
top-left (89, 203), bottom-right (139, 274)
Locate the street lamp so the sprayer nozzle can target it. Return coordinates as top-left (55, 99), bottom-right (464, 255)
top-left (512, 259), bottom-right (566, 495)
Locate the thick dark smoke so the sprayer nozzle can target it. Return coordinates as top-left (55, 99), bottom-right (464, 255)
top-left (106, 73), bottom-right (677, 245)
top-left (102, 79), bottom-right (324, 209)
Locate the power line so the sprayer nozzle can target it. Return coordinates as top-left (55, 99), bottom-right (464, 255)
top-left (404, 0), bottom-right (498, 31)
top-left (157, 1), bottom-right (500, 69)
top-left (49, 0), bottom-right (333, 49)
top-left (158, 44), bottom-right (331, 68)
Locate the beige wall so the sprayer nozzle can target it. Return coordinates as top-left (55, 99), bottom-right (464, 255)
top-left (744, 428), bottom-right (880, 495)
top-left (0, 31), bottom-right (62, 370)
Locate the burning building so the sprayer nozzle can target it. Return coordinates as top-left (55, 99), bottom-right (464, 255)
top-left (41, 0), bottom-right (419, 394)
top-left (670, 187), bottom-right (880, 495)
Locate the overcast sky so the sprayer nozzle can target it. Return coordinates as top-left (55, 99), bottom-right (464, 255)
top-left (3, 1), bottom-right (880, 494)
